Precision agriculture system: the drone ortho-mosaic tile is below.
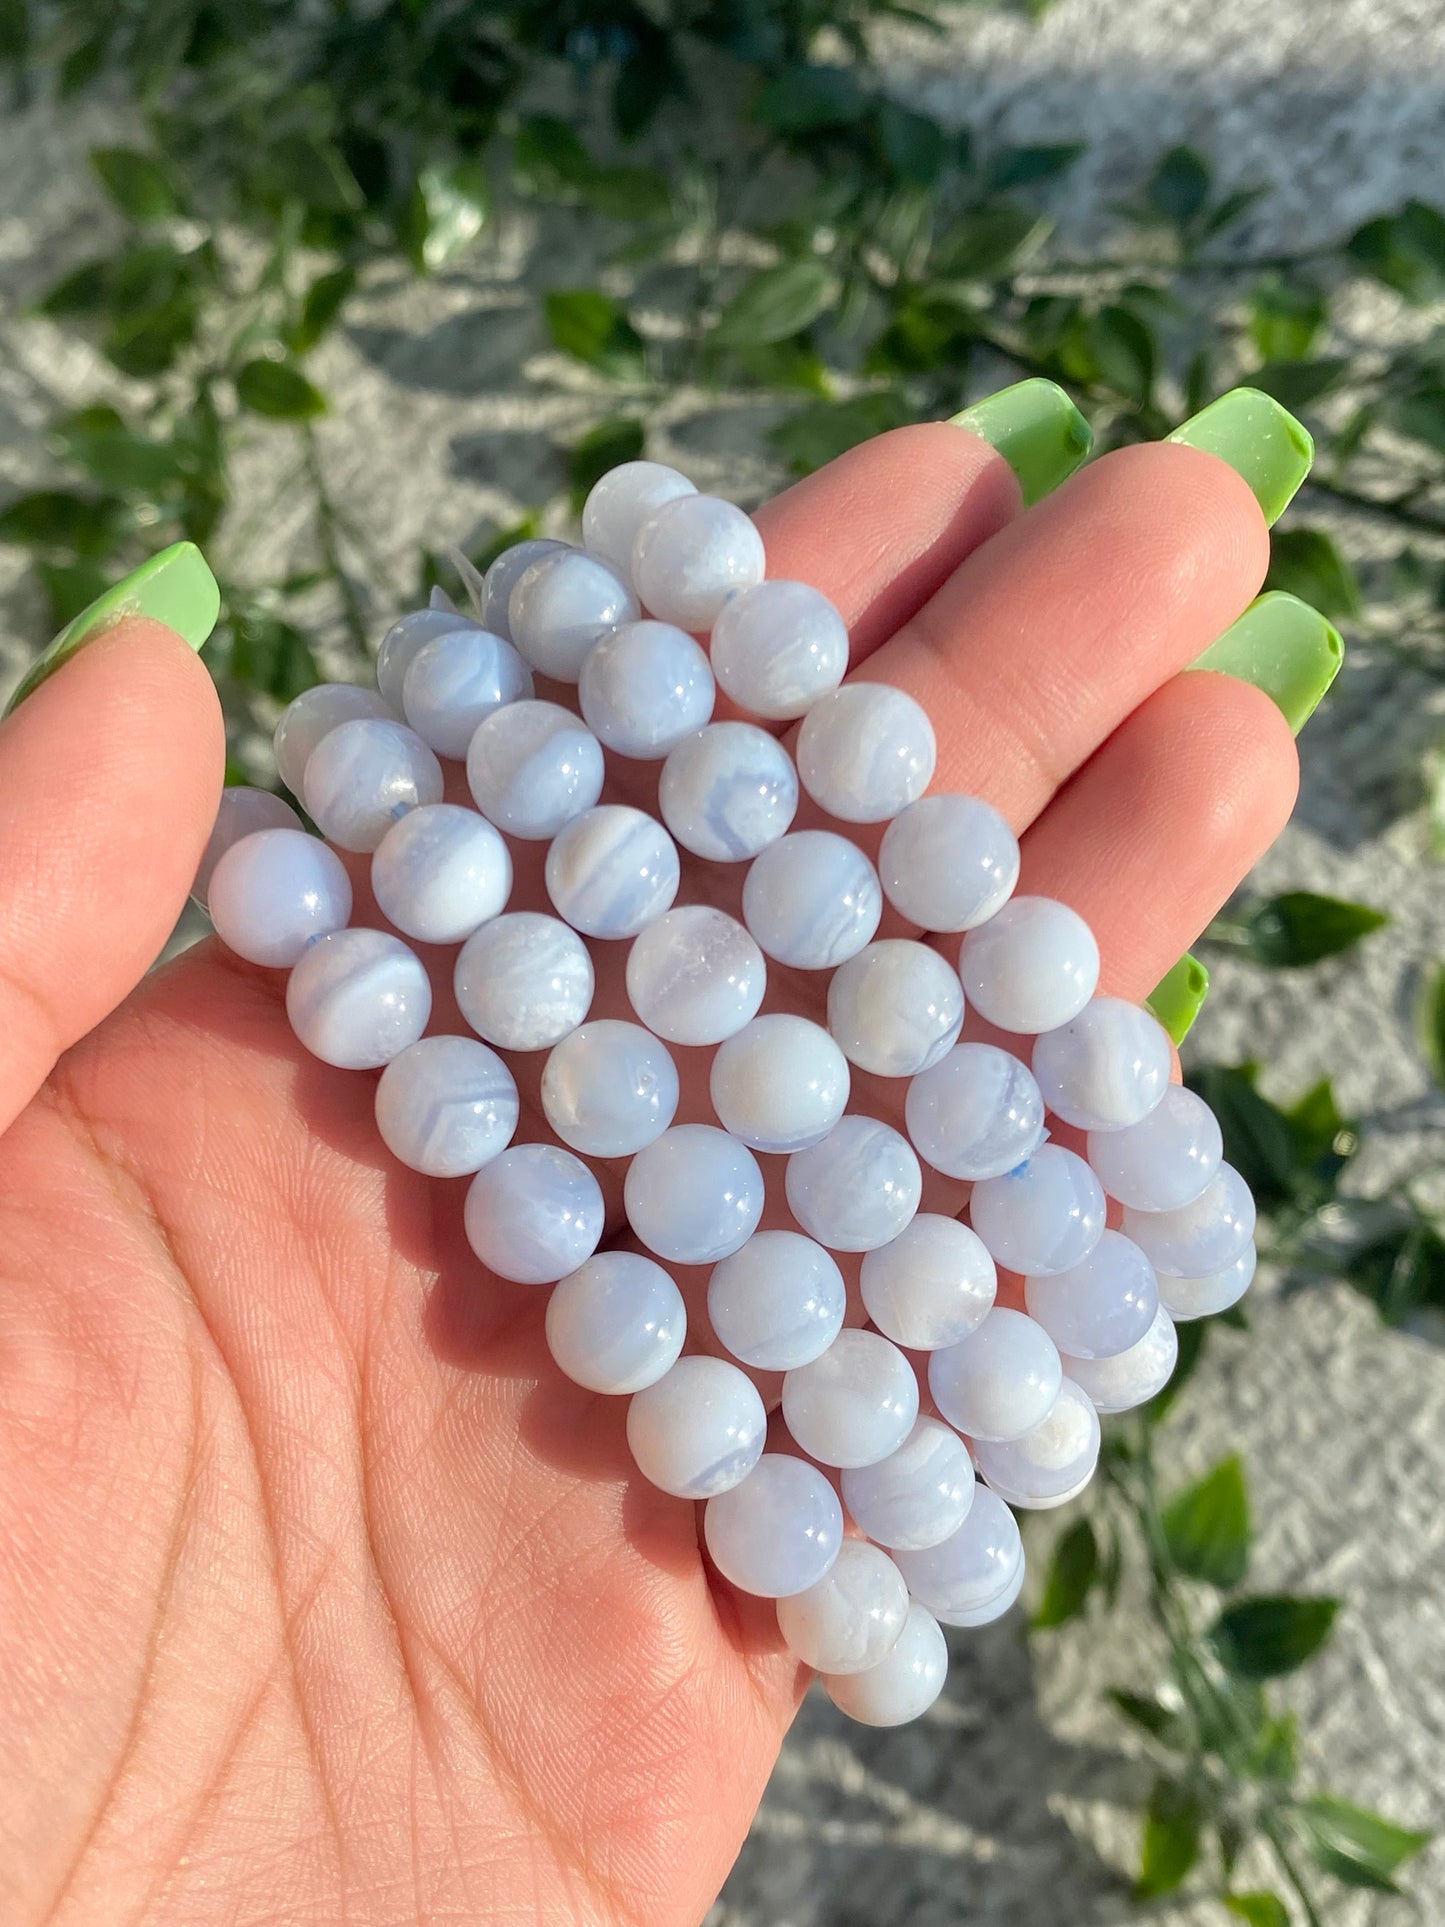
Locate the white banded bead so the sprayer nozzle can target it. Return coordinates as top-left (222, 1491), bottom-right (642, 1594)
top-left (783, 1330), bottom-right (919, 1469)
top-left (464, 1143), bottom-right (604, 1284)
top-left (709, 1014), bottom-right (849, 1154)
top-left (454, 912), bottom-right (593, 1051)
top-left (302, 717), bottom-right (444, 853)
top-left (1031, 996), bottom-right (1171, 1132)
top-left (374, 1035), bottom-right (518, 1177)
top-left (400, 627), bottom-right (532, 758)
top-left (826, 940), bottom-right (964, 1077)
top-left (1158, 1243), bottom-right (1257, 1321)
top-left (1063, 1305), bottom-right (1179, 1413)
top-left (274, 682), bottom-right (392, 796)
top-left (945, 1551), bottom-right (1026, 1627)
top-left (742, 830), bottom-right (882, 968)
top-left (194, 786), bottom-right (302, 907)
top-left (1122, 1163), bottom-right (1256, 1277)
top-left (840, 1416), bottom-right (976, 1552)
top-left (703, 1453), bottom-right (843, 1598)
top-left (286, 927), bottom-right (431, 1069)
top-left (546, 805), bottom-right (679, 938)
top-left (786, 1116), bottom-right (922, 1252)
top-left (509, 549), bottom-right (638, 681)
top-left (545, 1251), bottom-right (686, 1394)
top-left (928, 1307), bottom-right (1062, 1443)
top-left (1087, 1083), bottom-right (1223, 1212)
top-left (958, 896), bottom-right (1099, 1034)
top-left (631, 493), bottom-right (765, 630)
top-left (823, 1603), bottom-right (948, 1726)
top-left (207, 827), bottom-right (351, 967)
top-left (707, 1231), bottom-right (846, 1371)
top-left (796, 682), bottom-right (936, 823)
top-left (973, 1378), bottom-right (1101, 1510)
top-left (859, 1214), bottom-right (997, 1351)
top-left (625, 906), bottom-right (765, 1045)
top-left (905, 1042), bottom-right (1047, 1182)
top-left (878, 793), bottom-right (1019, 932)
top-left (626, 1355), bottom-right (766, 1499)
top-left (708, 579), bottom-right (849, 720)
top-left (481, 538), bottom-right (569, 641)
top-left (541, 1019), bottom-right (679, 1157)
top-left (376, 607), bottom-right (480, 710)
top-left (623, 1124), bottom-right (765, 1265)
top-left (969, 1146), bottom-right (1106, 1276)
top-left (1024, 1230), bottom-right (1159, 1360)
top-left (658, 721), bottom-right (798, 861)
top-left (370, 802), bottom-right (511, 944)
top-left (578, 619), bottom-right (715, 758)
top-left (776, 1539), bottom-right (910, 1675)
top-left (583, 461), bottom-right (696, 579)
top-left (466, 699), bottom-right (605, 841)
top-left (894, 1485), bottom-right (1022, 1624)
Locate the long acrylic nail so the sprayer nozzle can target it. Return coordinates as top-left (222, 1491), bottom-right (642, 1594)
top-left (950, 378), bottom-right (1094, 506)
top-left (1148, 952), bottom-right (1210, 1045)
top-left (1167, 387), bottom-right (1313, 526)
top-left (1190, 591), bottom-right (1344, 734)
top-left (4, 541), bottom-right (220, 718)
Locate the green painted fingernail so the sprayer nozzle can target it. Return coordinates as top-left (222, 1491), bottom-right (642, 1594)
top-left (1148, 952), bottom-right (1210, 1045)
top-left (1190, 591), bottom-right (1344, 734)
top-left (949, 378), bottom-right (1094, 506)
top-left (4, 541), bottom-right (220, 718)
top-left (1167, 386), bottom-right (1313, 526)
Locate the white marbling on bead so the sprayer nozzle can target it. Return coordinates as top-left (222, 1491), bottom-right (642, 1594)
top-left (466, 698), bottom-right (604, 840)
top-left (657, 721), bottom-right (798, 861)
top-left (840, 1416), bottom-right (976, 1552)
top-left (481, 538), bottom-right (569, 641)
top-left (541, 1019), bottom-right (679, 1156)
top-left (626, 1355), bottom-right (766, 1499)
top-left (795, 683), bottom-right (936, 823)
top-left (958, 896), bottom-right (1100, 1034)
top-left (578, 619), bottom-right (715, 758)
top-left (974, 1378), bottom-right (1101, 1510)
top-left (709, 1014), bottom-right (850, 1154)
top-left (1123, 1163), bottom-right (1256, 1278)
top-left (207, 828), bottom-right (350, 966)
top-left (631, 493), bottom-right (765, 630)
top-left (625, 906), bottom-right (765, 1045)
top-left (708, 579), bottom-right (849, 721)
top-left (1063, 1305), bottom-right (1179, 1413)
top-left (1031, 996), bottom-right (1171, 1132)
top-left (785, 1116), bottom-right (922, 1252)
top-left (286, 927), bottom-right (431, 1069)
top-left (859, 1214), bottom-right (997, 1351)
top-left (374, 1035), bottom-right (518, 1177)
top-left (545, 1251), bottom-right (686, 1394)
top-left (302, 717), bottom-right (444, 853)
top-left (702, 1453), bottom-right (844, 1598)
top-left (1158, 1243), bottom-right (1257, 1321)
top-left (742, 830), bottom-right (882, 968)
top-left (1024, 1230), bottom-right (1159, 1360)
top-left (894, 1485), bottom-right (1022, 1624)
top-left (274, 682), bottom-right (392, 796)
top-left (371, 803), bottom-right (512, 944)
top-left (969, 1145), bottom-right (1106, 1276)
top-left (401, 626), bottom-right (533, 758)
top-left (545, 805), bottom-right (679, 938)
top-left (706, 1231), bottom-right (846, 1371)
top-left (454, 912), bottom-right (593, 1051)
top-left (624, 1125), bottom-right (765, 1265)
top-left (1087, 1083), bottom-right (1224, 1213)
top-left (904, 1042), bottom-right (1047, 1182)
top-left (194, 786), bottom-right (302, 907)
top-left (776, 1539), bottom-right (910, 1675)
top-left (783, 1330), bottom-right (920, 1469)
top-left (376, 607), bottom-right (480, 710)
top-left (582, 461), bottom-right (696, 579)
top-left (823, 1603), bottom-right (948, 1726)
top-left (464, 1143), bottom-right (604, 1284)
top-left (877, 793), bottom-right (1020, 932)
top-left (510, 548), bottom-right (639, 681)
top-left (826, 940), bottom-right (964, 1078)
top-left (928, 1307), bottom-right (1062, 1442)
top-left (945, 1552), bottom-right (1026, 1627)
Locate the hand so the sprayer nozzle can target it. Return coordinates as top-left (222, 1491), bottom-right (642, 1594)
top-left (0, 420), bottom-right (1297, 1927)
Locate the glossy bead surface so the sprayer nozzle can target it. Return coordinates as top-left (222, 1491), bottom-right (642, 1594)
top-left (582, 461), bottom-right (696, 579)
top-left (194, 786), bottom-right (302, 906)
top-left (776, 1539), bottom-right (910, 1675)
top-left (370, 803), bottom-right (512, 944)
top-left (974, 1379), bottom-right (1101, 1510)
top-left (783, 1330), bottom-right (919, 1469)
top-left (905, 1042), bottom-right (1047, 1182)
top-left (796, 682), bottom-right (936, 823)
top-left (541, 1019), bottom-right (679, 1157)
top-left (657, 721), bottom-right (798, 861)
top-left (578, 619), bottom-right (715, 758)
top-left (1122, 1163), bottom-right (1257, 1278)
top-left (481, 538), bottom-right (569, 641)
top-left (708, 1014), bottom-right (849, 1154)
top-left (464, 1143), bottom-right (604, 1284)
top-left (631, 493), bottom-right (765, 630)
top-left (1063, 1305), bottom-right (1178, 1413)
top-left (376, 607), bottom-right (480, 710)
top-left (1024, 1230), bottom-right (1158, 1360)
top-left (454, 912), bottom-right (593, 1051)
top-left (708, 578), bottom-right (849, 720)
top-left (826, 939), bottom-right (964, 1077)
top-left (509, 549), bottom-right (638, 681)
top-left (302, 717), bottom-right (444, 853)
top-left (465, 698), bottom-right (604, 841)
top-left (840, 1416), bottom-right (976, 1552)
top-left (894, 1486), bottom-right (1022, 1623)
top-left (928, 1307), bottom-right (1062, 1442)
top-left (859, 1214), bottom-right (997, 1351)
top-left (969, 1146), bottom-right (1107, 1276)
top-left (274, 682), bottom-right (392, 796)
top-left (625, 906), bottom-right (765, 1045)
top-left (374, 1035), bottom-right (518, 1177)
top-left (1158, 1243), bottom-right (1258, 1321)
top-left (626, 1355), bottom-right (766, 1498)
top-left (545, 1251), bottom-right (686, 1394)
top-left (823, 1603), bottom-right (947, 1727)
top-left (785, 1116), bottom-right (921, 1252)
top-left (742, 830), bottom-right (882, 969)
top-left (545, 805), bottom-right (679, 939)
top-left (285, 928), bottom-right (431, 1069)
top-left (958, 896), bottom-right (1100, 1034)
top-left (1032, 996), bottom-right (1171, 1132)
top-left (1087, 1083), bottom-right (1224, 1213)
top-left (703, 1454), bottom-right (843, 1598)
top-left (945, 1552), bottom-right (1025, 1627)
top-left (706, 1231), bottom-right (846, 1371)
top-left (623, 1124), bottom-right (765, 1264)
top-left (207, 827), bottom-right (351, 967)
top-left (878, 793), bottom-right (1020, 932)
top-left (400, 626), bottom-right (532, 759)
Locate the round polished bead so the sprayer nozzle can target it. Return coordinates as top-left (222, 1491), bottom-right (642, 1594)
top-left (969, 1146), bottom-right (1106, 1276)
top-left (376, 608), bottom-right (480, 711)
top-left (545, 1251), bottom-right (686, 1395)
top-left (946, 1551), bottom-right (1026, 1627)
top-left (582, 461), bottom-right (696, 579)
top-left (905, 1042), bottom-right (1047, 1182)
top-left (1087, 1084), bottom-right (1224, 1213)
top-left (709, 1014), bottom-right (850, 1154)
top-left (823, 1603), bottom-right (947, 1726)
top-left (785, 1116), bottom-right (922, 1252)
top-left (1032, 996), bottom-right (1172, 1132)
top-left (894, 1486), bottom-right (1022, 1623)
top-left (1158, 1243), bottom-right (1258, 1321)
top-left (623, 1124), bottom-right (765, 1265)
top-left (826, 940), bottom-right (964, 1077)
top-left (464, 1143), bottom-right (604, 1284)
top-left (541, 1020), bottom-right (679, 1157)
top-left (302, 717), bottom-right (444, 853)
top-left (928, 1307), bottom-right (1062, 1442)
top-left (626, 1355), bottom-right (766, 1499)
top-left (545, 805), bottom-right (679, 939)
top-left (370, 803), bottom-right (512, 944)
top-left (708, 579), bottom-right (849, 720)
top-left (975, 1379), bottom-right (1101, 1510)
top-left (481, 538), bottom-right (569, 641)
top-left (207, 827), bottom-right (351, 967)
top-left (841, 1417), bottom-right (976, 1553)
top-left (466, 699), bottom-right (604, 841)
top-left (742, 831), bottom-right (882, 969)
top-left (578, 619), bottom-right (715, 758)
top-left (631, 493), bottom-right (765, 631)
top-left (707, 1231), bottom-right (847, 1371)
top-left (274, 683), bottom-right (392, 796)
top-left (796, 683), bottom-right (936, 823)
top-left (658, 721), bottom-right (798, 861)
top-left (286, 927), bottom-right (431, 1069)
top-left (776, 1539), bottom-right (910, 1675)
top-left (400, 627), bottom-right (532, 759)
top-left (1063, 1304), bottom-right (1178, 1413)
top-left (860, 1215), bottom-right (997, 1351)
top-left (510, 549), bottom-right (639, 681)
top-left (703, 1454), bottom-right (844, 1598)
top-left (1024, 1230), bottom-right (1159, 1360)
top-left (958, 896), bottom-right (1100, 1035)
top-left (194, 786), bottom-right (302, 907)
top-left (454, 912), bottom-right (593, 1051)
top-left (625, 906), bottom-right (766, 1045)
top-left (878, 793), bottom-right (1020, 932)
top-left (783, 1330), bottom-right (920, 1469)
top-left (374, 1035), bottom-right (518, 1177)
top-left (1122, 1164), bottom-right (1256, 1277)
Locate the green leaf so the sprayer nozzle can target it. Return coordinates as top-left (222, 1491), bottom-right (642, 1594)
top-left (0, 0), bottom-right (30, 59)
top-left (1298, 1795), bottom-right (1430, 1892)
top-left (1203, 184), bottom-right (1268, 237)
top-left (1225, 1894), bottom-right (1289, 1927)
top-left (568, 417), bottom-right (646, 512)
top-left (1031, 1517), bottom-right (1098, 1628)
top-left (225, 611), bottom-right (321, 702)
top-left (262, 135), bottom-right (364, 216)
top-left (988, 143), bottom-right (1084, 192)
top-left (55, 409), bottom-right (186, 495)
top-left (1265, 528), bottom-right (1360, 617)
top-left (1348, 200), bottom-right (1445, 302)
top-left (1185, 1064), bottom-right (1300, 1209)
top-left (1246, 1711), bottom-right (1299, 1782)
top-left (1250, 356), bottom-right (1351, 410)
top-left (577, 165), bottom-right (671, 224)
top-left (90, 147), bottom-right (181, 224)
top-left (1417, 962), bottom-right (1445, 1087)
top-left (753, 64), bottom-right (868, 134)
top-left (1209, 1595), bottom-right (1340, 1680)
top-left (515, 116), bottom-right (597, 193)
top-left (1344, 1217), bottom-right (1445, 1324)
top-left (0, 488), bottom-right (128, 556)
top-left (1109, 1688), bottom-right (1191, 1752)
top-left (1249, 277), bottom-right (1326, 361)
top-left (289, 266), bottom-right (356, 355)
top-left (876, 101), bottom-right (949, 188)
top-left (38, 557), bottom-right (112, 630)
top-left (1150, 146), bottom-right (1211, 227)
top-left (544, 289), bottom-right (645, 381)
top-left (1087, 304), bottom-right (1156, 404)
top-left (1224, 891), bottom-right (1387, 967)
top-left (1285, 1077), bottom-right (1357, 1184)
top-left (234, 359), bottom-right (328, 420)
top-left (937, 204), bottom-right (1050, 277)
top-left (36, 256), bottom-right (113, 317)
top-left (1136, 1778), bottom-right (1202, 1897)
top-left (404, 163), bottom-right (488, 272)
top-left (713, 260), bottom-right (835, 347)
top-left (1161, 1454), bottom-right (1251, 1587)
top-left (770, 391), bottom-right (912, 474)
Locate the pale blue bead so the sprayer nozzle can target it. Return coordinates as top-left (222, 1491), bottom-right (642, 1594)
top-left (706, 1231), bottom-right (846, 1371)
top-left (840, 1416), bottom-right (976, 1552)
top-left (464, 1143), bottom-right (604, 1284)
top-left (782, 1329), bottom-right (919, 1468)
top-left (1121, 1163), bottom-right (1256, 1277)
top-left (631, 493), bottom-right (766, 631)
top-left (545, 805), bottom-right (680, 939)
top-left (1031, 996), bottom-right (1172, 1132)
top-left (373, 1035), bottom-right (518, 1177)
top-left (285, 927), bottom-right (432, 1070)
top-left (958, 896), bottom-right (1100, 1035)
top-left (822, 1603), bottom-right (947, 1726)
top-left (480, 538), bottom-right (569, 641)
top-left (709, 1014), bottom-right (850, 1153)
top-left (859, 1214), bottom-right (997, 1351)
top-left (541, 1019), bottom-right (679, 1156)
top-left (370, 803), bottom-right (512, 944)
top-left (207, 827), bottom-right (352, 967)
top-left (545, 1251), bottom-right (686, 1394)
top-left (1157, 1243), bottom-right (1257, 1321)
top-left (625, 1355), bottom-right (766, 1499)
top-left (625, 906), bottom-right (765, 1045)
top-left (657, 721), bottom-right (799, 862)
top-left (1063, 1305), bottom-right (1178, 1413)
top-left (401, 626), bottom-right (533, 758)
top-left (904, 1042), bottom-right (1046, 1181)
top-left (785, 1115), bottom-right (922, 1252)
top-left (578, 619), bottom-right (715, 758)
top-left (583, 461), bottom-right (696, 579)
top-left (742, 830), bottom-right (882, 969)
top-left (376, 607), bottom-right (481, 710)
top-left (1023, 1230), bottom-right (1159, 1360)
top-left (274, 683), bottom-right (392, 796)
top-left (194, 787), bottom-right (302, 910)
top-left (702, 1453), bottom-right (843, 1598)
top-left (1087, 1084), bottom-right (1223, 1213)
top-left (776, 1539), bottom-right (910, 1674)
top-left (945, 1552), bottom-right (1025, 1627)
top-left (969, 1145), bottom-right (1106, 1276)
top-left (928, 1307), bottom-right (1062, 1442)
top-left (878, 793), bottom-right (1020, 932)
top-left (302, 717), bottom-right (444, 853)
top-left (510, 549), bottom-right (639, 681)
top-left (973, 1379), bottom-right (1101, 1511)
top-left (454, 912), bottom-right (594, 1051)
top-left (826, 939), bottom-right (964, 1077)
top-left (465, 699), bottom-right (604, 840)
top-left (623, 1124), bottom-right (764, 1265)
top-left (894, 1487), bottom-right (1022, 1624)
top-left (708, 579), bottom-right (849, 721)
top-left (796, 683), bottom-right (936, 823)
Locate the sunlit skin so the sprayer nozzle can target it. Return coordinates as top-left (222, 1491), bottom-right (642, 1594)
top-left (0, 425), bottom-right (1296, 1926)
